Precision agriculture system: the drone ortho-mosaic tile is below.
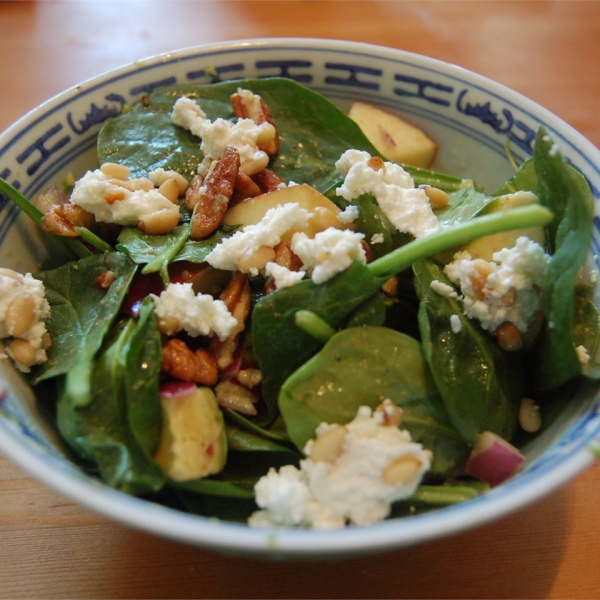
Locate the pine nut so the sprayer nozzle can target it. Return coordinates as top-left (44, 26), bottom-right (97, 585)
top-left (105, 190), bottom-right (126, 204)
top-left (7, 338), bottom-right (37, 367)
top-left (129, 177), bottom-right (155, 192)
top-left (41, 332), bottom-right (52, 351)
top-left (381, 275), bottom-right (399, 298)
top-left (156, 315), bottom-right (180, 336)
top-left (420, 184), bottom-right (450, 209)
top-left (519, 397), bottom-right (542, 433)
top-left (0, 269), bottom-right (23, 281)
top-left (310, 425), bottom-right (347, 463)
top-left (502, 288), bottom-right (517, 306)
top-left (100, 162), bottom-right (131, 180)
top-left (368, 156), bottom-right (385, 171)
top-left (170, 172), bottom-right (189, 195)
top-left (256, 123), bottom-right (277, 145)
top-left (5, 295), bottom-right (36, 337)
top-left (238, 245), bottom-right (276, 273)
top-left (470, 259), bottom-right (495, 300)
top-left (376, 400), bottom-right (403, 427)
top-left (496, 321), bottom-right (523, 352)
top-left (236, 368), bottom-right (262, 388)
top-left (158, 178), bottom-right (181, 203)
top-left (214, 380), bottom-right (257, 415)
top-left (138, 209), bottom-right (179, 235)
top-left (150, 170), bottom-right (188, 194)
top-left (382, 455), bottom-right (422, 486)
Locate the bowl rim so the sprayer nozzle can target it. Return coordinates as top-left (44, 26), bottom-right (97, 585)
top-left (0, 37), bottom-right (599, 558)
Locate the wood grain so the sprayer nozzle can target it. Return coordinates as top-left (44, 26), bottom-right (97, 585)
top-left (0, 1), bottom-right (599, 598)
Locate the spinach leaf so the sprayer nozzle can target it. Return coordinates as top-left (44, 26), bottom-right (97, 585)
top-left (98, 78), bottom-right (381, 192)
top-left (99, 77), bottom-right (473, 196)
top-left (530, 129), bottom-right (594, 391)
top-left (252, 261), bottom-right (386, 419)
top-left (494, 158), bottom-right (537, 195)
top-left (97, 104), bottom-right (207, 181)
top-left (336, 193), bottom-right (394, 258)
top-left (117, 224), bottom-right (235, 274)
top-left (574, 295), bottom-right (600, 378)
top-left (434, 187), bottom-right (491, 227)
top-left (33, 252), bottom-right (137, 386)
top-left (225, 423), bottom-right (297, 454)
top-left (57, 318), bottom-right (165, 494)
top-left (123, 299), bottom-right (163, 458)
top-left (414, 259), bottom-right (523, 444)
top-left (279, 326), bottom-right (469, 477)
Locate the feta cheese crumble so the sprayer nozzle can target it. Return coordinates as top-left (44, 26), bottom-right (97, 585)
top-left (450, 314), bottom-right (462, 334)
top-left (338, 204), bottom-right (360, 224)
top-left (248, 401), bottom-right (431, 529)
top-left (0, 269), bottom-right (51, 372)
top-left (430, 279), bottom-right (459, 299)
top-left (335, 149), bottom-right (442, 239)
top-left (151, 283), bottom-right (237, 341)
top-left (205, 203), bottom-right (311, 275)
top-left (171, 95), bottom-right (275, 176)
top-left (444, 236), bottom-right (550, 333)
top-left (70, 169), bottom-right (179, 227)
top-left (291, 228), bottom-right (366, 284)
top-left (264, 262), bottom-right (306, 289)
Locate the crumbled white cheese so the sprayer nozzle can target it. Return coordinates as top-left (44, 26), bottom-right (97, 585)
top-left (450, 314), bottom-right (462, 334)
top-left (430, 279), bottom-right (459, 299)
top-left (338, 204), bottom-right (360, 224)
top-left (444, 236), bottom-right (550, 333)
top-left (264, 262), bottom-right (306, 289)
top-left (151, 283), bottom-right (237, 341)
top-left (335, 149), bottom-right (442, 239)
top-left (370, 232), bottom-right (385, 245)
top-left (291, 228), bottom-right (366, 284)
top-left (576, 344), bottom-right (590, 365)
top-left (248, 402), bottom-right (431, 529)
top-left (0, 269), bottom-right (51, 372)
top-left (205, 203), bottom-right (311, 274)
top-left (70, 169), bottom-right (179, 227)
top-left (171, 96), bottom-right (275, 176)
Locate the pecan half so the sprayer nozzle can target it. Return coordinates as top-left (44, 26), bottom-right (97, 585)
top-left (251, 168), bottom-right (285, 193)
top-left (210, 271), bottom-right (251, 370)
top-left (231, 89), bottom-right (280, 155)
top-left (41, 203), bottom-right (94, 237)
top-left (274, 240), bottom-right (303, 272)
top-left (186, 145), bottom-right (240, 240)
top-left (232, 172), bottom-right (262, 204)
top-left (161, 339), bottom-right (218, 385)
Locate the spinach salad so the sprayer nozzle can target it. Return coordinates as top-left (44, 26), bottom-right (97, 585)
top-left (0, 78), bottom-right (598, 527)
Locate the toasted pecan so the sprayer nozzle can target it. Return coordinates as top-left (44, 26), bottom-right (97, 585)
top-left (210, 272), bottom-right (251, 370)
top-left (231, 89), bottom-right (280, 155)
top-left (161, 339), bottom-right (219, 385)
top-left (187, 145), bottom-right (240, 240)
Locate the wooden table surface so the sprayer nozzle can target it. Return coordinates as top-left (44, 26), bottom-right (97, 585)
top-left (1, 1), bottom-right (599, 598)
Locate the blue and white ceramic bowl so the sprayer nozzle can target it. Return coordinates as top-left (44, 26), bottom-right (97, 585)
top-left (0, 39), bottom-right (599, 559)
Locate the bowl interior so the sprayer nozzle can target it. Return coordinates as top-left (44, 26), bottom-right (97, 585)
top-left (0, 39), bottom-right (599, 558)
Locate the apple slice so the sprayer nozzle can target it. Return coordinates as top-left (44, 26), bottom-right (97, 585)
top-left (460, 191), bottom-right (545, 261)
top-left (223, 183), bottom-right (346, 240)
top-left (348, 101), bottom-right (438, 168)
top-left (154, 383), bottom-right (227, 482)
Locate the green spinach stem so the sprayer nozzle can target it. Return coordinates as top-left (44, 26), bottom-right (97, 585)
top-left (368, 204), bottom-right (554, 279)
